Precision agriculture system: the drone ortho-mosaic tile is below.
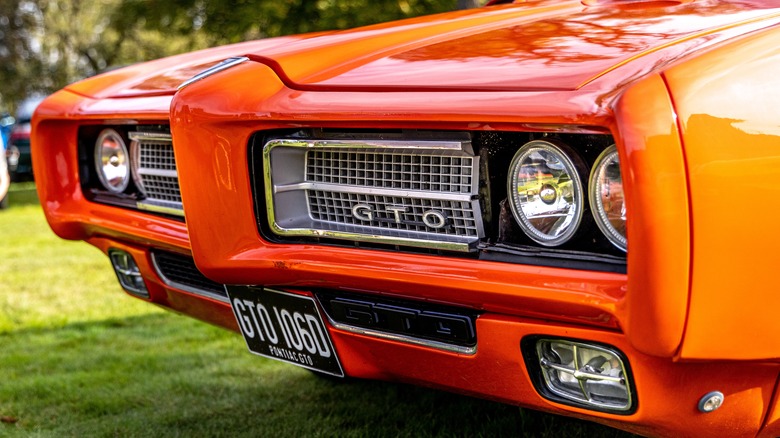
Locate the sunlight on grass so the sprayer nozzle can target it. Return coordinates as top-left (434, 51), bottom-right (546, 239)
top-left (0, 187), bottom-right (160, 333)
top-left (0, 184), bottom-right (634, 437)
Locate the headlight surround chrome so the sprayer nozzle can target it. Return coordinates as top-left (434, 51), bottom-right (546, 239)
top-left (589, 145), bottom-right (627, 252)
top-left (94, 129), bottom-right (130, 194)
top-left (507, 140), bottom-right (585, 246)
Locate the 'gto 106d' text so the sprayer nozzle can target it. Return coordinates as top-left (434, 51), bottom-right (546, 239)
top-left (232, 298), bottom-right (333, 358)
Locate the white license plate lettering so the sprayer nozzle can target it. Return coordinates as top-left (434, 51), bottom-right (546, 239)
top-left (306, 313), bottom-right (332, 357)
top-left (227, 287), bottom-right (343, 377)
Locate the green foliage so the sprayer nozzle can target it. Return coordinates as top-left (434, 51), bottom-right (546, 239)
top-left (115, 0), bottom-right (457, 44)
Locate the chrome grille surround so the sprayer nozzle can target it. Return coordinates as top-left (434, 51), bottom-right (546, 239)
top-left (264, 136), bottom-right (484, 252)
top-left (129, 131), bottom-right (184, 216)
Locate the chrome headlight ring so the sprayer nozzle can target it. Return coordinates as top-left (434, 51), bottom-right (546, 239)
top-left (94, 128), bottom-right (130, 194)
top-left (589, 145), bottom-right (627, 252)
top-left (507, 139), bottom-right (586, 247)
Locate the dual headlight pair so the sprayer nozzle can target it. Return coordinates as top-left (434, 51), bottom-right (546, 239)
top-left (508, 139), bottom-right (626, 252)
top-left (97, 130), bottom-right (625, 251)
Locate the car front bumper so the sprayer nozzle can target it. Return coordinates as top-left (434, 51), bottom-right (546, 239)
top-left (86, 235), bottom-right (780, 438)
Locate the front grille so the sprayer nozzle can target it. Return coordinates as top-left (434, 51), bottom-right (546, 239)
top-left (130, 131), bottom-right (183, 216)
top-left (306, 150), bottom-right (474, 193)
top-left (151, 250), bottom-right (227, 302)
top-left (139, 142), bottom-right (177, 171)
top-left (263, 137), bottom-right (484, 252)
top-left (308, 191), bottom-right (479, 238)
top-left (253, 130), bottom-right (627, 271)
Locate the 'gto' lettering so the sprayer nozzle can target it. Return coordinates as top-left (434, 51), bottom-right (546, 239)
top-left (233, 298), bottom-right (332, 357)
top-left (351, 204), bottom-right (449, 229)
top-left (233, 298), bottom-right (279, 343)
top-left (233, 298), bottom-right (254, 338)
top-left (269, 345), bottom-right (314, 366)
top-left (352, 204), bottom-right (373, 221)
top-left (385, 205), bottom-right (407, 222)
top-left (422, 210), bottom-right (447, 229)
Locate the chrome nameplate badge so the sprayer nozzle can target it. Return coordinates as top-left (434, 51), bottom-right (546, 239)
top-left (351, 204), bottom-right (449, 230)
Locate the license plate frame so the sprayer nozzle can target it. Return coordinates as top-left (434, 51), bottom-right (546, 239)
top-left (227, 286), bottom-right (344, 378)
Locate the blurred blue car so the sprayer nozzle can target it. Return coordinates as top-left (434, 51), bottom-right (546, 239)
top-left (0, 113), bottom-right (12, 147)
top-left (0, 112), bottom-right (11, 209)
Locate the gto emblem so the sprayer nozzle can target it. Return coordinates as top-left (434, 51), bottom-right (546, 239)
top-left (351, 204), bottom-right (448, 229)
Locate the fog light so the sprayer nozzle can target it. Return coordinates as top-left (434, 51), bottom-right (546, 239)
top-left (524, 338), bottom-right (635, 414)
top-left (108, 249), bottom-right (149, 298)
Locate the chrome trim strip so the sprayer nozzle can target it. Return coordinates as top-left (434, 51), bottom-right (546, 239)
top-left (129, 132), bottom-right (172, 142)
top-left (270, 225), bottom-right (476, 251)
top-left (265, 138), bottom-right (469, 150)
top-left (326, 318), bottom-right (477, 355)
top-left (135, 168), bottom-right (178, 178)
top-left (137, 200), bottom-right (185, 217)
top-left (150, 252), bottom-right (229, 303)
top-left (178, 56), bottom-right (250, 90)
top-left (274, 182), bottom-right (475, 202)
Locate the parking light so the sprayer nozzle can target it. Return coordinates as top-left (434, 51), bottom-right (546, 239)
top-left (108, 249), bottom-right (149, 298)
top-left (524, 337), bottom-right (635, 414)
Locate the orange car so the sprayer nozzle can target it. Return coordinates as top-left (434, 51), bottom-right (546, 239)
top-left (31, 0), bottom-right (780, 436)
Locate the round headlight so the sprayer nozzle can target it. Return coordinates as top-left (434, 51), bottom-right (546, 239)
top-left (94, 129), bottom-right (130, 193)
top-left (508, 140), bottom-right (585, 246)
top-left (589, 145), bottom-right (627, 251)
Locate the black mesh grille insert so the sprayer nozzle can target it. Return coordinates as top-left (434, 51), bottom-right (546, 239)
top-left (152, 250), bottom-right (226, 298)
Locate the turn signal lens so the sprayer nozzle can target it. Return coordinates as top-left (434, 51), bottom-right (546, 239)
top-left (508, 140), bottom-right (584, 246)
top-left (589, 145), bottom-right (627, 251)
top-left (95, 129), bottom-right (130, 193)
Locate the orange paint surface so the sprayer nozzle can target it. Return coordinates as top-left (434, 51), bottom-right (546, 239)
top-left (30, 1), bottom-right (780, 436)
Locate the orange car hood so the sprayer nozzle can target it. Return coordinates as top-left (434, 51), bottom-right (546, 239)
top-left (247, 0), bottom-right (780, 92)
top-left (64, 36), bottom-right (322, 99)
top-left (67, 0), bottom-right (780, 98)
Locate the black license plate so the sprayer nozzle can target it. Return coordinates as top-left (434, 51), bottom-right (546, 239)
top-left (227, 286), bottom-right (344, 377)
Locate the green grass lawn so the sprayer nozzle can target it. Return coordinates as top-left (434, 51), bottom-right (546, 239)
top-left (0, 183), bottom-right (634, 437)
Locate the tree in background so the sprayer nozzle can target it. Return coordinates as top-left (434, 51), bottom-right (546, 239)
top-left (0, 0), bottom-right (470, 113)
top-left (116, 0), bottom-right (461, 44)
top-left (0, 0), bottom-right (41, 112)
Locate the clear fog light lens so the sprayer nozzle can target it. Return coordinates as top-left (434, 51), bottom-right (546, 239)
top-left (108, 249), bottom-right (149, 298)
top-left (95, 129), bottom-right (130, 193)
top-left (535, 339), bottom-right (633, 412)
top-left (508, 140), bottom-right (584, 246)
top-left (589, 145), bottom-right (627, 251)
